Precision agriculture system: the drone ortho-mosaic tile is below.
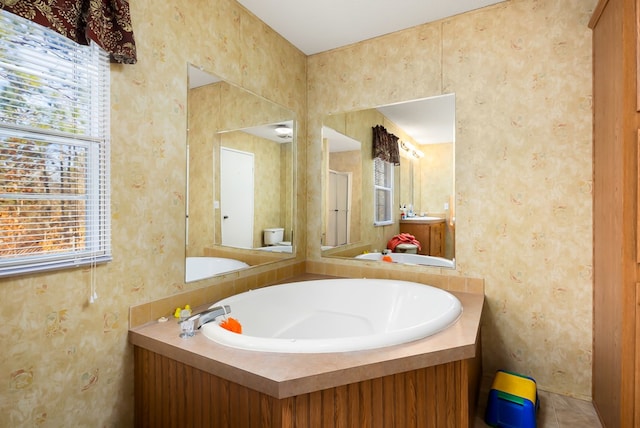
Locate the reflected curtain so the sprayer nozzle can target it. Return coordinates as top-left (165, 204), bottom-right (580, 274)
top-left (372, 125), bottom-right (400, 165)
top-left (0, 0), bottom-right (137, 64)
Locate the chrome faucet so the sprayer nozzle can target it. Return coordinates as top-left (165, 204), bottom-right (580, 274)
top-left (188, 305), bottom-right (231, 329)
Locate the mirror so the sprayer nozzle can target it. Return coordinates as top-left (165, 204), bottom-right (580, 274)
top-left (321, 94), bottom-right (455, 269)
top-left (185, 64), bottom-right (295, 282)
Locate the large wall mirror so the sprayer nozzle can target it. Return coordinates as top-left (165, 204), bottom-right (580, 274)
top-left (185, 64), bottom-right (296, 282)
top-left (321, 94), bottom-right (455, 269)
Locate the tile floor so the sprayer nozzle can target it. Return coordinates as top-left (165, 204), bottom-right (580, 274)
top-left (474, 375), bottom-right (603, 428)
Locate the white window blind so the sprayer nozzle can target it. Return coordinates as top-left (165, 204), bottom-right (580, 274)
top-left (373, 157), bottom-right (393, 225)
top-left (0, 10), bottom-right (111, 277)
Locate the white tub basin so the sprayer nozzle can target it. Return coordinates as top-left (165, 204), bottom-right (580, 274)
top-left (355, 252), bottom-right (455, 268)
top-left (185, 257), bottom-right (250, 282)
top-left (402, 216), bottom-right (442, 221)
top-left (200, 278), bottom-right (462, 353)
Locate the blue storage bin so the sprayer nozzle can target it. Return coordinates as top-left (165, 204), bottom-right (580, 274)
top-left (485, 370), bottom-right (539, 428)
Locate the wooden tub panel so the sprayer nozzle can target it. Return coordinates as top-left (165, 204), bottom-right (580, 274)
top-left (134, 346), bottom-right (480, 428)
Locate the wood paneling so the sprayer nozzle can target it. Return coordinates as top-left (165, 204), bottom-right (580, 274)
top-left (591, 0), bottom-right (640, 426)
top-left (637, 0), bottom-right (640, 111)
top-left (134, 346), bottom-right (481, 428)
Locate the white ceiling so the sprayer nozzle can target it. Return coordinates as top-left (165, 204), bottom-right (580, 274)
top-left (237, 0), bottom-right (507, 55)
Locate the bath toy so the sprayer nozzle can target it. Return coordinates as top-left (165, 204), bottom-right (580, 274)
top-left (220, 317), bottom-right (242, 334)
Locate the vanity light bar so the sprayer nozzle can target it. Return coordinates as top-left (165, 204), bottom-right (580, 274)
top-left (399, 140), bottom-right (424, 158)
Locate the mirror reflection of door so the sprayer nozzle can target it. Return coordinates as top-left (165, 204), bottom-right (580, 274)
top-left (327, 170), bottom-right (351, 246)
top-left (220, 147), bottom-right (254, 248)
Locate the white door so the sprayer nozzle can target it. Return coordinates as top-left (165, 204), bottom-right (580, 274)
top-left (220, 147), bottom-right (254, 248)
top-left (327, 170), bottom-right (351, 246)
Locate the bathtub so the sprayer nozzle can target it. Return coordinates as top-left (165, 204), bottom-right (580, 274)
top-left (200, 278), bottom-right (462, 353)
top-left (400, 215), bottom-right (443, 222)
top-left (185, 257), bottom-right (250, 282)
top-left (255, 245), bottom-right (293, 253)
top-left (355, 251), bottom-right (455, 268)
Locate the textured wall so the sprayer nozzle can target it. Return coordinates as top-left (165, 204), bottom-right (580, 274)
top-left (0, 0), bottom-right (307, 426)
top-left (308, 0), bottom-right (595, 398)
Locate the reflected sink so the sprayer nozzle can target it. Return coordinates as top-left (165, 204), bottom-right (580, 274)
top-left (401, 216), bottom-right (442, 221)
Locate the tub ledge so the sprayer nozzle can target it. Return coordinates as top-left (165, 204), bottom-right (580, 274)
top-left (129, 289), bottom-right (483, 399)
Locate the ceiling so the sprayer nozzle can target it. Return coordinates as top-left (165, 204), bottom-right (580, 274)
top-left (237, 0), bottom-right (507, 55)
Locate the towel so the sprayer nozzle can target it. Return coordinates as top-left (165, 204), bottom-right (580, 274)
top-left (387, 233), bottom-right (421, 252)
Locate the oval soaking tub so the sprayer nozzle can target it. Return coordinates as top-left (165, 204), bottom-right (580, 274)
top-left (185, 257), bottom-right (250, 282)
top-left (200, 278), bottom-right (462, 353)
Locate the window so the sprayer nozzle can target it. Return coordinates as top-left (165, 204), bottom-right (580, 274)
top-left (373, 157), bottom-right (394, 225)
top-left (0, 10), bottom-right (111, 277)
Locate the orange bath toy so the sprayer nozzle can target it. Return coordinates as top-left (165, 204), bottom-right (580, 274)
top-left (220, 317), bottom-right (242, 334)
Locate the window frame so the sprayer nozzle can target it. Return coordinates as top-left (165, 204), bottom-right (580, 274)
top-left (373, 157), bottom-right (394, 226)
top-left (0, 10), bottom-right (111, 277)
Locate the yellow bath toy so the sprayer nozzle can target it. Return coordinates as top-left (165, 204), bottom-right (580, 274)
top-left (174, 305), bottom-right (192, 318)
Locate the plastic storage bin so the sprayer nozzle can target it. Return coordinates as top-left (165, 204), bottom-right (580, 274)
top-left (485, 370), bottom-right (539, 428)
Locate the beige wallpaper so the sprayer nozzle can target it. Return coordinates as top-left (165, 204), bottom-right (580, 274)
top-left (418, 143), bottom-right (454, 217)
top-left (186, 83), bottom-right (220, 256)
top-left (0, 0), bottom-right (307, 426)
top-left (307, 0), bottom-right (595, 399)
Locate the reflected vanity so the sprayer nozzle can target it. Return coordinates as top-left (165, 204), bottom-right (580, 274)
top-left (185, 64), bottom-right (296, 282)
top-left (321, 94), bottom-right (455, 268)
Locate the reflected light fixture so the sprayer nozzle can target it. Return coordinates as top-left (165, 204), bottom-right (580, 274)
top-left (275, 125), bottom-right (292, 138)
top-left (399, 140), bottom-right (424, 158)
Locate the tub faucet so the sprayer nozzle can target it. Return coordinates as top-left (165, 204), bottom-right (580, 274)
top-left (188, 305), bottom-right (231, 329)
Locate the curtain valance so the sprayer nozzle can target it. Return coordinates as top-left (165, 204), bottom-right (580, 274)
top-left (1, 0), bottom-right (137, 64)
top-left (372, 125), bottom-right (400, 165)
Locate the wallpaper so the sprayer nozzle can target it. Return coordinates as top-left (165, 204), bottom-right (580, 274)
top-left (307, 0), bottom-right (596, 398)
top-left (0, 0), bottom-right (307, 426)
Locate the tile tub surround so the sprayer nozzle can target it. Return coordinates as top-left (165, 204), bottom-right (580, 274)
top-left (128, 289), bottom-right (483, 399)
top-left (129, 262), bottom-right (306, 328)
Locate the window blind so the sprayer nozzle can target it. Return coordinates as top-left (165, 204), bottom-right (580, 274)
top-left (0, 10), bottom-right (111, 277)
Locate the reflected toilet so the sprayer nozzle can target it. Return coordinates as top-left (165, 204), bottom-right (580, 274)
top-left (263, 228), bottom-right (284, 246)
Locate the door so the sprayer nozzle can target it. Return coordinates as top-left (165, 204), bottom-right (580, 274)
top-left (220, 147), bottom-right (254, 248)
top-left (326, 170), bottom-right (351, 246)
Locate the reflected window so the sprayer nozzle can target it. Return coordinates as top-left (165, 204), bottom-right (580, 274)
top-left (373, 157), bottom-right (393, 225)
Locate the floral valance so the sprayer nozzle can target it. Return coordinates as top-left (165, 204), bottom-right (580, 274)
top-left (0, 0), bottom-right (137, 64)
top-left (372, 125), bottom-right (400, 165)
